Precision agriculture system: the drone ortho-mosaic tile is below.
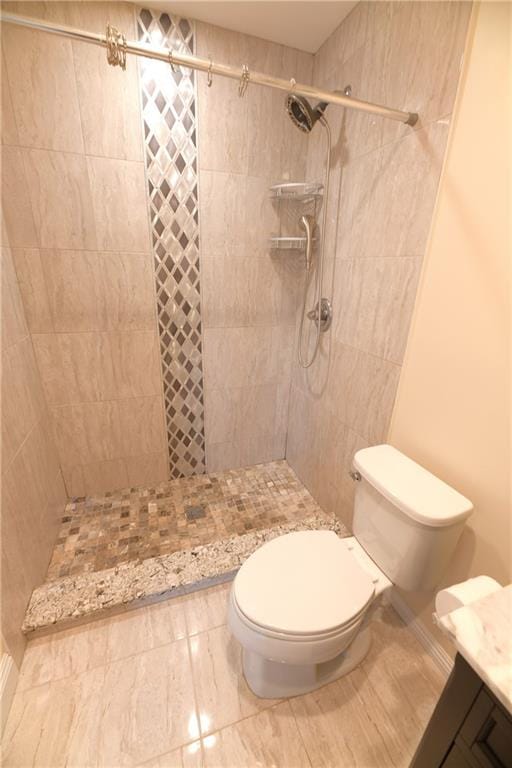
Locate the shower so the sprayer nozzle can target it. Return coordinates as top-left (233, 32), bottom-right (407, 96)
top-left (285, 94), bottom-right (329, 133)
top-left (286, 87), bottom-right (351, 368)
top-left (286, 94), bottom-right (332, 368)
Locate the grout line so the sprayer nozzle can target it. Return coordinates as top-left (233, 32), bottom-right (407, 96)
top-left (9, 246), bottom-right (151, 257)
top-left (31, 328), bottom-right (160, 337)
top-left (199, 700), bottom-right (286, 746)
top-left (1, 409), bottom-right (48, 480)
top-left (293, 334), bottom-right (404, 369)
top-left (49, 393), bottom-right (164, 409)
top-left (19, 603), bottom-right (231, 696)
top-left (290, 704), bottom-right (315, 768)
top-left (135, 699), bottom-right (288, 765)
top-left (10, 141), bottom-right (146, 166)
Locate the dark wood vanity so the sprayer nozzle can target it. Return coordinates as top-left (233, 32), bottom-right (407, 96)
top-left (411, 654), bottom-right (512, 768)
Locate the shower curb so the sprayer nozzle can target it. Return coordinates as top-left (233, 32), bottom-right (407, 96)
top-left (23, 513), bottom-right (349, 637)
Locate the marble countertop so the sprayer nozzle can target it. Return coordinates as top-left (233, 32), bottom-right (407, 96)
top-left (439, 583), bottom-right (512, 715)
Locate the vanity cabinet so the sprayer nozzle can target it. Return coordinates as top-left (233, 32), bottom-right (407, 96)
top-left (411, 654), bottom-right (512, 768)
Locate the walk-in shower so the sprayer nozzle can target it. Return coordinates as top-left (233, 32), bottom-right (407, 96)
top-left (1, 6), bottom-right (423, 635)
top-left (1, 16), bottom-right (418, 375)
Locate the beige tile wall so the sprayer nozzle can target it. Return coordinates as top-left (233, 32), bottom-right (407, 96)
top-left (1, 241), bottom-right (67, 666)
top-left (286, 1), bottom-right (472, 523)
top-left (196, 23), bottom-right (313, 471)
top-left (1, 2), bottom-right (168, 496)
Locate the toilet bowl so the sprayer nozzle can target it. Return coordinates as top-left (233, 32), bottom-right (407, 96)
top-left (228, 530), bottom-right (391, 698)
top-left (228, 444), bottom-right (474, 699)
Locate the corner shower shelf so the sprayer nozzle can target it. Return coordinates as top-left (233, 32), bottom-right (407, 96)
top-left (269, 181), bottom-right (323, 202)
top-left (269, 235), bottom-right (316, 251)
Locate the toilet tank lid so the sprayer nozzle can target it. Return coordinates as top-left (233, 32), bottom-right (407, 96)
top-left (353, 445), bottom-right (473, 528)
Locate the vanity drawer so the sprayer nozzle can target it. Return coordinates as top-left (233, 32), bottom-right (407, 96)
top-left (458, 690), bottom-right (512, 768)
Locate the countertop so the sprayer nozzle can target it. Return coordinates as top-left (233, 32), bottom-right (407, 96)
top-left (439, 583), bottom-right (512, 715)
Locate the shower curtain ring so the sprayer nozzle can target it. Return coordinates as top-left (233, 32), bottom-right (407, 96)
top-left (207, 57), bottom-right (213, 87)
top-left (239, 64), bottom-right (250, 97)
top-left (168, 50), bottom-right (178, 73)
top-left (106, 23), bottom-right (127, 70)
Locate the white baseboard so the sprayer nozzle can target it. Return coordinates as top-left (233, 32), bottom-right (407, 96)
top-left (390, 590), bottom-right (454, 678)
top-left (0, 653), bottom-right (18, 734)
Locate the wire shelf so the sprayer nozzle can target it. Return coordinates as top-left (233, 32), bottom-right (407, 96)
top-left (269, 181), bottom-right (323, 202)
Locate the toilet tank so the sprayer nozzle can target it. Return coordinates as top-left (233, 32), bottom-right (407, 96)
top-left (352, 445), bottom-right (473, 592)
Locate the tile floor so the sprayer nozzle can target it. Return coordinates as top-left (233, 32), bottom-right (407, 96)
top-left (3, 582), bottom-right (446, 767)
top-left (47, 461), bottom-right (322, 580)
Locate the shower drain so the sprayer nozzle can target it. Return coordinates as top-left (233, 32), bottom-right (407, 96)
top-left (185, 505), bottom-right (206, 521)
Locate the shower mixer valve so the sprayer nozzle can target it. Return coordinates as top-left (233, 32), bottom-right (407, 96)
top-left (307, 298), bottom-right (332, 332)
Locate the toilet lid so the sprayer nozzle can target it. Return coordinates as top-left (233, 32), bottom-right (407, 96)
top-left (234, 531), bottom-right (375, 636)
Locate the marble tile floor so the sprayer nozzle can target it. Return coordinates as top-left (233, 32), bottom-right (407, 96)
top-left (3, 583), bottom-right (446, 767)
top-left (47, 461), bottom-right (320, 581)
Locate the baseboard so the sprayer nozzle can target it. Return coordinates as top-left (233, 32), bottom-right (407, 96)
top-left (390, 589), bottom-right (454, 678)
top-left (0, 653), bottom-right (19, 734)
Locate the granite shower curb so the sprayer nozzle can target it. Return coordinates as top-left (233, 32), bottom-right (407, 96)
top-left (24, 513), bottom-right (348, 636)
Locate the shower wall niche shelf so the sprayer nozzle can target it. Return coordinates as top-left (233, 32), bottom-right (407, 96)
top-left (269, 181), bottom-right (323, 202)
top-left (270, 235), bottom-right (316, 251)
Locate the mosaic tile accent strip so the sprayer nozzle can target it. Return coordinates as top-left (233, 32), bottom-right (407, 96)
top-left (138, 8), bottom-right (205, 479)
top-left (46, 461), bottom-right (324, 581)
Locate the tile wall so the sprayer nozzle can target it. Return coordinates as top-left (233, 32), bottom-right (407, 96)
top-left (1, 2), bottom-right (169, 496)
top-left (2, 2), bottom-right (318, 493)
top-left (286, 1), bottom-right (472, 524)
top-left (196, 23), bottom-right (313, 471)
top-left (1, 237), bottom-right (66, 666)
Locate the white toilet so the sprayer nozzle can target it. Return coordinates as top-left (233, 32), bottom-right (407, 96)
top-left (228, 444), bottom-right (473, 698)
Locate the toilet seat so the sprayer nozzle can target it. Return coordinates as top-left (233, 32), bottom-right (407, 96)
top-left (233, 530), bottom-right (376, 637)
top-left (231, 590), bottom-right (367, 643)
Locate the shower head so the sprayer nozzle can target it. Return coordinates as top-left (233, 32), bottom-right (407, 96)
top-left (285, 94), bottom-right (328, 133)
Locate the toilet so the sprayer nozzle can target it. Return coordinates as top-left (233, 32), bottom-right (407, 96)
top-left (228, 444), bottom-right (473, 698)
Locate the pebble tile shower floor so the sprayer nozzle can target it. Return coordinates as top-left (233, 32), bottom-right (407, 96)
top-left (47, 461), bottom-right (321, 581)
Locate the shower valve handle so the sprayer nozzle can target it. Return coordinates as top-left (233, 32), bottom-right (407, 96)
top-left (306, 298), bottom-right (333, 331)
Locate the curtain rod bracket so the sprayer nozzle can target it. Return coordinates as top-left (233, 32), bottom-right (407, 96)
top-left (239, 64), bottom-right (250, 97)
top-left (106, 23), bottom-right (126, 70)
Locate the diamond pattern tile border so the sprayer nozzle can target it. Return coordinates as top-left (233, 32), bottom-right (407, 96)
top-left (138, 8), bottom-right (205, 479)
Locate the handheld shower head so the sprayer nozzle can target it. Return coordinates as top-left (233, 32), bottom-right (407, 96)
top-left (299, 214), bottom-right (315, 271)
top-left (285, 94), bottom-right (328, 133)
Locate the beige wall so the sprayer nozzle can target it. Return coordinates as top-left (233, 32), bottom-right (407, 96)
top-left (286, 1), bottom-right (471, 521)
top-left (388, 1), bottom-right (511, 651)
top-left (197, 22), bottom-right (312, 471)
top-left (1, 2), bottom-right (168, 498)
top-left (1, 235), bottom-right (66, 666)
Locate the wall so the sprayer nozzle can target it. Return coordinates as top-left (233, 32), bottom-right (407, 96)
top-left (196, 23), bottom-right (312, 471)
top-left (388, 1), bottom-right (511, 651)
top-left (286, 1), bottom-right (472, 522)
top-left (1, 234), bottom-right (66, 666)
top-left (1, 2), bottom-right (168, 498)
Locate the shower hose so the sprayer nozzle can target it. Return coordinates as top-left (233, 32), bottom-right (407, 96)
top-left (298, 116), bottom-right (332, 369)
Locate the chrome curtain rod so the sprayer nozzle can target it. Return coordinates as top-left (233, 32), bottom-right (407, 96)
top-left (1, 11), bottom-right (418, 126)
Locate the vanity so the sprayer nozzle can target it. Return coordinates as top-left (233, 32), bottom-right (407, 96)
top-left (411, 584), bottom-right (512, 768)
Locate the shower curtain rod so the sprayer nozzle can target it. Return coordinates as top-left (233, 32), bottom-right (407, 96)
top-left (1, 11), bottom-right (418, 126)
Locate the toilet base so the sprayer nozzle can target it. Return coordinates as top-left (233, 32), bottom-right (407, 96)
top-left (242, 625), bottom-right (372, 699)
